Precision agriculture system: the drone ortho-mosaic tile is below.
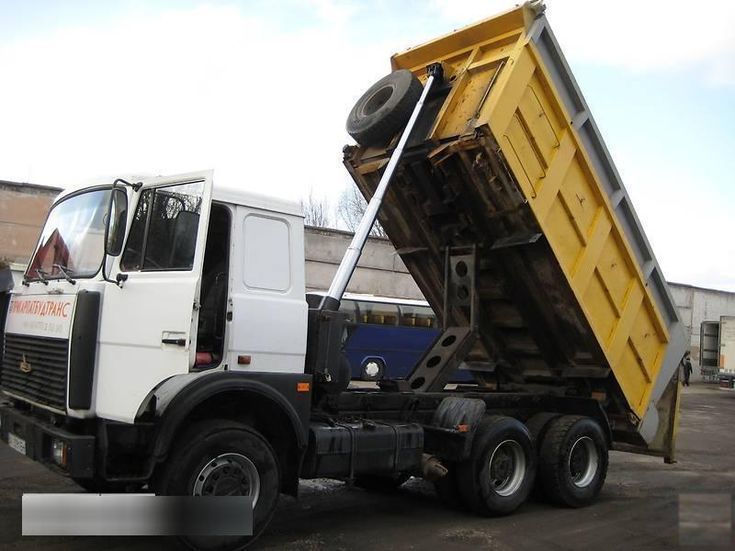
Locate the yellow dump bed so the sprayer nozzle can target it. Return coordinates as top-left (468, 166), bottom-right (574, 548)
top-left (344, 2), bottom-right (687, 456)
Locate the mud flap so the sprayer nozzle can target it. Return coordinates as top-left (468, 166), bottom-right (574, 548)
top-left (633, 371), bottom-right (682, 463)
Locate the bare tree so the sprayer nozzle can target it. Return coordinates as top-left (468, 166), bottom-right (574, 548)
top-left (337, 186), bottom-right (387, 238)
top-left (300, 191), bottom-right (331, 228)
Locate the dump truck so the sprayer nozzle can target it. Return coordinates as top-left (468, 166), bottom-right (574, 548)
top-left (0, 2), bottom-right (687, 549)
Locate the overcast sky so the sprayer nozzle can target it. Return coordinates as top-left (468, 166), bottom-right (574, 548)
top-left (1, 0), bottom-right (733, 291)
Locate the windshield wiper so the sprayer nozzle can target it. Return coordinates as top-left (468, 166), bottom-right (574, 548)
top-left (35, 268), bottom-right (50, 285)
top-left (53, 264), bottom-right (77, 285)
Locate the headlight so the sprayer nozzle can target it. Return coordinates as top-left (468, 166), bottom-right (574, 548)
top-left (51, 439), bottom-right (68, 468)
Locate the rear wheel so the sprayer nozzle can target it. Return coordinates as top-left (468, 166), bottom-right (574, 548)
top-left (456, 416), bottom-right (535, 516)
top-left (537, 415), bottom-right (608, 507)
top-left (524, 412), bottom-right (560, 447)
top-left (155, 420), bottom-right (280, 550)
top-left (523, 412), bottom-right (560, 499)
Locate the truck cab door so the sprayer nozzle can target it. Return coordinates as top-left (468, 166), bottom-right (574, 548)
top-left (94, 171), bottom-right (213, 423)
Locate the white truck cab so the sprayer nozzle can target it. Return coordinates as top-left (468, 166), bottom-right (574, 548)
top-left (4, 171), bottom-right (308, 423)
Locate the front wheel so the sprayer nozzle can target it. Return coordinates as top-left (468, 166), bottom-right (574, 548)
top-left (155, 420), bottom-right (280, 550)
top-left (537, 415), bottom-right (608, 507)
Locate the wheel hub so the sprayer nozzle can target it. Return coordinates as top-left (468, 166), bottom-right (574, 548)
top-left (364, 361), bottom-right (381, 378)
top-left (568, 436), bottom-right (599, 488)
top-left (361, 85), bottom-right (394, 117)
top-left (488, 439), bottom-right (526, 497)
top-left (193, 453), bottom-right (261, 506)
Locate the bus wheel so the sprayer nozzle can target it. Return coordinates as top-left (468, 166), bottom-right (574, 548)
top-left (361, 358), bottom-right (385, 381)
top-left (456, 416), bottom-right (535, 516)
top-left (155, 419), bottom-right (280, 550)
top-left (537, 415), bottom-right (608, 508)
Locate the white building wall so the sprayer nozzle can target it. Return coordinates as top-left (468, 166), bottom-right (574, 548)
top-left (304, 227), bottom-right (423, 300)
top-left (670, 283), bottom-right (735, 360)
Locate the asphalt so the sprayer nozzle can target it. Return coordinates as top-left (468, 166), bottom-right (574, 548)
top-left (1, 382), bottom-right (734, 550)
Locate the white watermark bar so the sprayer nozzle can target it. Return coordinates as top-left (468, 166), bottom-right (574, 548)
top-left (22, 494), bottom-right (252, 536)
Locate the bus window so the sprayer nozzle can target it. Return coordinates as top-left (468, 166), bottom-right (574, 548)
top-left (339, 299), bottom-right (358, 323)
top-left (399, 305), bottom-right (436, 328)
top-left (357, 301), bottom-right (399, 326)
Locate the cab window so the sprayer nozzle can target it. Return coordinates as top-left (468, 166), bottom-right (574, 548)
top-left (121, 181), bottom-right (204, 271)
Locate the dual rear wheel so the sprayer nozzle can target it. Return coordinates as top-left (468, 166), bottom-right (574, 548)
top-left (434, 414), bottom-right (608, 515)
top-left (536, 415), bottom-right (609, 507)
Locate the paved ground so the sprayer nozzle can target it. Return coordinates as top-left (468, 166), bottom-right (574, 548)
top-left (1, 382), bottom-right (734, 550)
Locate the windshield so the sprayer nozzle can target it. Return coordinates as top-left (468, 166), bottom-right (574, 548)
top-left (26, 188), bottom-right (111, 280)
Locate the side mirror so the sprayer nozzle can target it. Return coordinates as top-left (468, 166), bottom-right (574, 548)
top-left (105, 188), bottom-right (128, 257)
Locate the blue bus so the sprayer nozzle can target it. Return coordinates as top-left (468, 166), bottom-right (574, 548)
top-left (307, 292), bottom-right (471, 382)
top-left (340, 294), bottom-right (440, 381)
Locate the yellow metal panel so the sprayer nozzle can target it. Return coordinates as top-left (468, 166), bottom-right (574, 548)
top-left (390, 6), bottom-right (527, 72)
top-left (571, 214), bottom-right (612, 294)
top-left (532, 133), bottom-right (575, 219)
top-left (499, 47), bottom-right (668, 418)
top-left (391, 4), bottom-right (671, 417)
top-left (597, 234), bottom-right (636, 312)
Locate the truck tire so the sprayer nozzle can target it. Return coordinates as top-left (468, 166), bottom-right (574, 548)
top-left (523, 413), bottom-right (561, 499)
top-left (537, 415), bottom-right (608, 508)
top-left (346, 69), bottom-right (422, 147)
top-left (154, 419), bottom-right (280, 550)
top-left (456, 415), bottom-right (535, 516)
top-left (525, 412), bottom-right (561, 447)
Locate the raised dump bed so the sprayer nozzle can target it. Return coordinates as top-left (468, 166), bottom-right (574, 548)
top-left (344, 2), bottom-right (687, 456)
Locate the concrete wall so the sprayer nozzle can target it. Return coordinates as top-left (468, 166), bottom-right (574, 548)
top-left (304, 227), bottom-right (423, 300)
top-left (670, 283), bottom-right (735, 361)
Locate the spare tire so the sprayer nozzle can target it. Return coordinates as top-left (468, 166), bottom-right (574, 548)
top-left (346, 70), bottom-right (422, 147)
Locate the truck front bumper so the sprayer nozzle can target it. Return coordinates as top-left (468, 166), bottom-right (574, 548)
top-left (0, 405), bottom-right (95, 478)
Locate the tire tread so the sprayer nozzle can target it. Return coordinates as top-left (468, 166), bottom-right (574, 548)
top-left (538, 415), bottom-right (608, 508)
top-left (347, 71), bottom-right (422, 146)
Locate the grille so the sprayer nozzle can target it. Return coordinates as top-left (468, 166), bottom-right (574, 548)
top-left (1, 334), bottom-right (68, 411)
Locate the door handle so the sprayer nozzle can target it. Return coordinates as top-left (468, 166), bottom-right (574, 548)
top-left (162, 338), bottom-right (187, 346)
